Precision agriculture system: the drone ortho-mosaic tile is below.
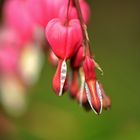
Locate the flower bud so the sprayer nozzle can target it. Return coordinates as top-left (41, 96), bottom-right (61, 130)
top-left (83, 56), bottom-right (96, 81)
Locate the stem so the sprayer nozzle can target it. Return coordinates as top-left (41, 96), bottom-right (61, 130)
top-left (66, 0), bottom-right (71, 23)
top-left (73, 0), bottom-right (90, 56)
top-left (73, 0), bottom-right (103, 74)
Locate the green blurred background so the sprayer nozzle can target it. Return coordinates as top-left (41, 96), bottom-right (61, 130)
top-left (0, 0), bottom-right (140, 139)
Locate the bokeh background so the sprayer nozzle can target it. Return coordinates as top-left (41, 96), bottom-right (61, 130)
top-left (0, 0), bottom-right (140, 139)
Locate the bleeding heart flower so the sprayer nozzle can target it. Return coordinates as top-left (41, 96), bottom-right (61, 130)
top-left (52, 60), bottom-right (68, 96)
top-left (45, 18), bottom-right (83, 60)
top-left (83, 56), bottom-right (103, 114)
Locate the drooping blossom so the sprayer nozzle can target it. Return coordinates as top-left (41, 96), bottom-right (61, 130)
top-left (45, 18), bottom-right (83, 96)
top-left (83, 56), bottom-right (103, 114)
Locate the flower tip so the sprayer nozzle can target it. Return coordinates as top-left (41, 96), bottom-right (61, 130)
top-left (85, 81), bottom-right (103, 115)
top-left (91, 101), bottom-right (102, 115)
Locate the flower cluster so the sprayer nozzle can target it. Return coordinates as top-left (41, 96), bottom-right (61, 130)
top-left (45, 0), bottom-right (111, 114)
top-left (0, 0), bottom-right (111, 116)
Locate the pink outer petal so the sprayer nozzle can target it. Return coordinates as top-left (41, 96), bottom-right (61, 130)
top-left (83, 56), bottom-right (96, 81)
top-left (45, 18), bottom-right (82, 60)
top-left (71, 46), bottom-right (84, 69)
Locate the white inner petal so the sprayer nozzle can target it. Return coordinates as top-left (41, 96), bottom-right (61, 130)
top-left (79, 77), bottom-right (85, 106)
top-left (85, 83), bottom-right (98, 114)
top-left (59, 60), bottom-right (67, 96)
top-left (96, 81), bottom-right (103, 114)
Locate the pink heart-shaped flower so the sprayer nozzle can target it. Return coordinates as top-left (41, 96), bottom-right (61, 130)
top-left (45, 18), bottom-right (83, 60)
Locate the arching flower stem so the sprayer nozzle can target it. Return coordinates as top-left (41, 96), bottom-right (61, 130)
top-left (73, 0), bottom-right (91, 57)
top-left (73, 0), bottom-right (103, 74)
